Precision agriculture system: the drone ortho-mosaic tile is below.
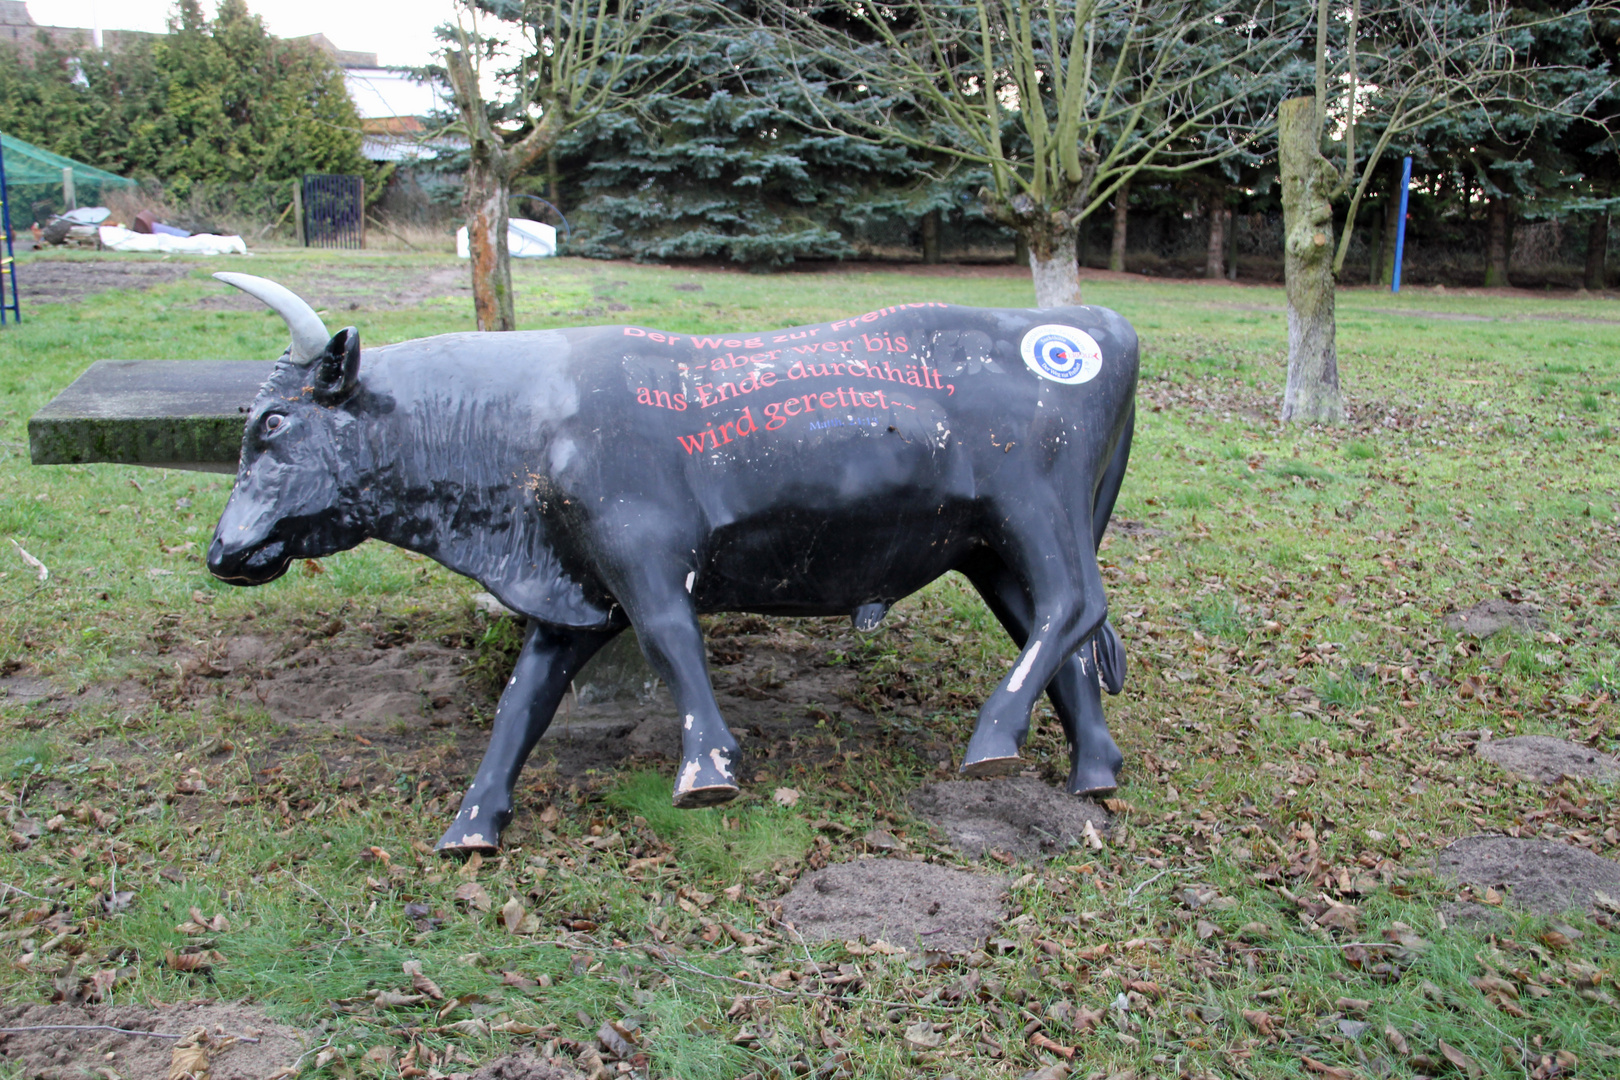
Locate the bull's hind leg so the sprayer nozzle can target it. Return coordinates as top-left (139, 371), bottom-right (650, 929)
top-left (960, 497), bottom-right (1109, 775)
top-left (437, 621), bottom-right (620, 855)
top-left (960, 550), bottom-right (1123, 796)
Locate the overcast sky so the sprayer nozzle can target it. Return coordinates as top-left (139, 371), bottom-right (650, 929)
top-left (24, 0), bottom-right (454, 67)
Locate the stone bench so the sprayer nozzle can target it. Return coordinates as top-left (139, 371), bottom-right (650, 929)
top-left (28, 359), bottom-right (271, 472)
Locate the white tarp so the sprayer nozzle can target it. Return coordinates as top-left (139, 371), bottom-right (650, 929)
top-left (456, 218), bottom-right (556, 259)
top-left (99, 226), bottom-right (247, 255)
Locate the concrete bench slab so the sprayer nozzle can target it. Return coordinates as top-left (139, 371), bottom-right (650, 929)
top-left (29, 359), bottom-right (272, 472)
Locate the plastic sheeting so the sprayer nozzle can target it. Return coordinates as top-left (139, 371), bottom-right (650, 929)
top-left (456, 218), bottom-right (556, 259)
top-left (98, 226), bottom-right (247, 255)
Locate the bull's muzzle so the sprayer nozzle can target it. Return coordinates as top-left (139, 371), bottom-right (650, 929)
top-left (207, 534), bottom-right (292, 585)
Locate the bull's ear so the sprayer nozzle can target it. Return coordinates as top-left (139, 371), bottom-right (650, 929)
top-left (312, 327), bottom-right (360, 405)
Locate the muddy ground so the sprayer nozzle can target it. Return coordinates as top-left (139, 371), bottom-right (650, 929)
top-left (14, 605), bottom-right (975, 849)
top-left (191, 264), bottom-right (472, 314)
top-left (18, 260), bottom-right (195, 305)
top-left (778, 859), bottom-right (1008, 952)
top-left (0, 1001), bottom-right (306, 1080)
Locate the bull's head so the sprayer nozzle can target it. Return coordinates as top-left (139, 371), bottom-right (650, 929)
top-left (207, 273), bottom-right (368, 585)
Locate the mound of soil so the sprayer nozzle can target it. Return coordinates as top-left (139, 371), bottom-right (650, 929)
top-left (19, 259), bottom-right (194, 304)
top-left (907, 777), bottom-right (1108, 861)
top-left (1477, 735), bottom-right (1620, 785)
top-left (779, 858), bottom-right (1006, 952)
top-left (1435, 835), bottom-right (1620, 916)
top-left (1442, 599), bottom-right (1544, 639)
top-left (0, 1001), bottom-right (306, 1080)
top-left (470, 1051), bottom-right (589, 1080)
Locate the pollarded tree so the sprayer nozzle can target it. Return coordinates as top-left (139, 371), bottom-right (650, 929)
top-left (755, 0), bottom-right (1309, 306)
top-left (1277, 0), bottom-right (1617, 424)
top-left (440, 0), bottom-right (693, 331)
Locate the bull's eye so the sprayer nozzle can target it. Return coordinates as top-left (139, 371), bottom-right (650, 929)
top-left (262, 413), bottom-right (286, 435)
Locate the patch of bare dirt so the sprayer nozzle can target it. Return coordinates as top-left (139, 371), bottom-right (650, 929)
top-left (148, 610), bottom-right (886, 836)
top-left (1477, 735), bottom-right (1620, 785)
top-left (18, 259), bottom-right (194, 304)
top-left (0, 1001), bottom-right (306, 1080)
top-left (469, 1051), bottom-right (590, 1080)
top-left (779, 858), bottom-right (1006, 952)
top-left (1434, 835), bottom-right (1620, 917)
top-left (192, 265), bottom-right (470, 313)
top-left (1441, 599), bottom-right (1545, 639)
top-left (907, 777), bottom-right (1108, 861)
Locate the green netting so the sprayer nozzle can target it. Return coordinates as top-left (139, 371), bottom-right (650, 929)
top-left (0, 131), bottom-right (136, 219)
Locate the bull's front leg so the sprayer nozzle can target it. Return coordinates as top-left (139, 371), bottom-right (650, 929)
top-left (960, 549), bottom-right (1124, 795)
top-left (437, 621), bottom-right (620, 855)
top-left (961, 501), bottom-right (1109, 776)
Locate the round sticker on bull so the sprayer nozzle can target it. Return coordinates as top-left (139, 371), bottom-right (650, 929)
top-left (1020, 324), bottom-right (1104, 385)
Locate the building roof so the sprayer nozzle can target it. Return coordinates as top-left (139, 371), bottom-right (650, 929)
top-left (294, 33), bottom-right (378, 70)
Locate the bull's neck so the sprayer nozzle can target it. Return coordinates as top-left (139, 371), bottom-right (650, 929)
top-left (348, 397), bottom-right (545, 584)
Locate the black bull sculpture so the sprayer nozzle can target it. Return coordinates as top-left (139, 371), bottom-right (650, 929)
top-left (206, 273), bottom-right (1138, 854)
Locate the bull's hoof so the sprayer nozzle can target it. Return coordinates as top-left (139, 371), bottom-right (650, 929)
top-left (1066, 742), bottom-right (1124, 798)
top-left (959, 753), bottom-right (1023, 778)
top-left (961, 722), bottom-right (1025, 777)
top-left (672, 783), bottom-right (741, 809)
top-left (673, 747), bottom-right (739, 808)
top-left (434, 798), bottom-right (510, 857)
top-left (1067, 774), bottom-right (1118, 799)
top-left (434, 826), bottom-right (502, 857)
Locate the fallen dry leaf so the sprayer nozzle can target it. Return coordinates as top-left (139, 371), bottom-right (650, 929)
top-left (167, 1027), bottom-right (208, 1080)
top-left (403, 960), bottom-right (445, 1000)
top-left (1030, 1031), bottom-right (1076, 1059)
top-left (10, 539), bottom-right (47, 582)
top-left (1242, 1009), bottom-right (1276, 1036)
top-left (1301, 1055), bottom-right (1359, 1079)
top-left (453, 881), bottom-right (491, 912)
top-left (164, 949), bottom-right (224, 973)
top-left (1438, 1039), bottom-right (1483, 1078)
top-left (903, 1021), bottom-right (943, 1049)
top-left (501, 896), bottom-right (540, 934)
top-left (772, 787), bottom-right (801, 807)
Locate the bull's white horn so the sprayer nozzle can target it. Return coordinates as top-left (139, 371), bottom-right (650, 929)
top-left (213, 272), bottom-right (330, 364)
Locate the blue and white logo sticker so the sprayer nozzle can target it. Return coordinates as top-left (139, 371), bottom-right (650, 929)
top-left (1019, 325), bottom-right (1103, 385)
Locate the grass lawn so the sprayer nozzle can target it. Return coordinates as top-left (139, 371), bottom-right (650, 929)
top-left (0, 250), bottom-right (1617, 1079)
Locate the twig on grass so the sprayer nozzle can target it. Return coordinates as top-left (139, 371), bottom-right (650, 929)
top-left (289, 874), bottom-right (374, 959)
top-left (1126, 867), bottom-right (1192, 904)
top-left (0, 881), bottom-right (49, 902)
top-left (0, 1024), bottom-right (260, 1042)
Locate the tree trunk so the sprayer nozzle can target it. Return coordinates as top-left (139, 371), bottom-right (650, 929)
top-left (921, 209), bottom-right (941, 264)
top-left (1279, 96), bottom-right (1345, 425)
top-left (1206, 202), bottom-right (1226, 279)
top-left (1109, 180), bottom-right (1129, 272)
top-left (1027, 222), bottom-right (1083, 307)
top-left (1378, 193), bottom-right (1399, 285)
top-left (1485, 196), bottom-right (1511, 287)
top-left (1227, 210), bottom-right (1239, 281)
top-left (465, 157), bottom-right (515, 332)
top-left (1585, 209), bottom-right (1609, 291)
top-left (1369, 207), bottom-right (1383, 285)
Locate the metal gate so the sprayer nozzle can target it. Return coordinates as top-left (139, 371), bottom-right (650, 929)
top-left (301, 174), bottom-right (364, 249)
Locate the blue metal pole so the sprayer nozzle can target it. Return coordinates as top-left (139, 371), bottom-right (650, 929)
top-left (1391, 155), bottom-right (1412, 293)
